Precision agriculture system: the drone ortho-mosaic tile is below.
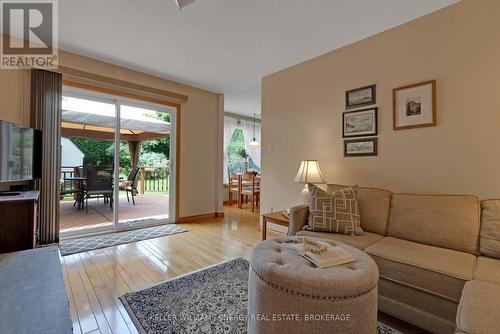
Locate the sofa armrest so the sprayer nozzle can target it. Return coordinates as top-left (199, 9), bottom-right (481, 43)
top-left (456, 280), bottom-right (500, 334)
top-left (287, 204), bottom-right (309, 236)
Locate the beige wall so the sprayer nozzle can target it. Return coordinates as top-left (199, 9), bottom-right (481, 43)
top-left (0, 68), bottom-right (30, 191)
top-left (0, 46), bottom-right (223, 217)
top-left (0, 70), bottom-right (30, 126)
top-left (261, 0), bottom-right (500, 220)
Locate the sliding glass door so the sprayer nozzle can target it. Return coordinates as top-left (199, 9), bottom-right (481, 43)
top-left (59, 87), bottom-right (176, 238)
top-left (116, 102), bottom-right (174, 231)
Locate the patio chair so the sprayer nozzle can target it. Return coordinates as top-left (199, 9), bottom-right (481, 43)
top-left (120, 167), bottom-right (140, 205)
top-left (60, 166), bottom-right (84, 207)
top-left (60, 180), bottom-right (81, 204)
top-left (84, 166), bottom-right (114, 213)
top-left (75, 166), bottom-right (84, 177)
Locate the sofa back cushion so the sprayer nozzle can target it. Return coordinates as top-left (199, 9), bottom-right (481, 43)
top-left (325, 184), bottom-right (391, 235)
top-left (479, 200), bottom-right (500, 259)
top-left (387, 194), bottom-right (480, 254)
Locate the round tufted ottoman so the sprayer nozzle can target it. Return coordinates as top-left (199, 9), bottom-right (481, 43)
top-left (247, 237), bottom-right (379, 334)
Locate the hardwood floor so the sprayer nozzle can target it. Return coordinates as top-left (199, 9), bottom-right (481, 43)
top-left (61, 206), bottom-right (427, 334)
top-left (61, 206), bottom-right (281, 334)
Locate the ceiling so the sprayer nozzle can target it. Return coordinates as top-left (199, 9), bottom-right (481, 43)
top-left (57, 0), bottom-right (458, 116)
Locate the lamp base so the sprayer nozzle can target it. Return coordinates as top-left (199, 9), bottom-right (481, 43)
top-left (301, 184), bottom-right (309, 204)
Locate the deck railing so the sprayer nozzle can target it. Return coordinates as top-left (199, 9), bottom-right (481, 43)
top-left (60, 165), bottom-right (169, 194)
top-left (60, 166), bottom-right (80, 179)
top-left (139, 166), bottom-right (170, 194)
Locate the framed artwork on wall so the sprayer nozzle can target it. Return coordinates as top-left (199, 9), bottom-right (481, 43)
top-left (344, 138), bottom-right (378, 157)
top-left (345, 84), bottom-right (376, 109)
top-left (393, 80), bottom-right (436, 130)
top-left (343, 107), bottom-right (378, 138)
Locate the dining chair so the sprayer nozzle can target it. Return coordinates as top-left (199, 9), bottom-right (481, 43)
top-left (228, 173), bottom-right (241, 207)
top-left (240, 173), bottom-right (260, 212)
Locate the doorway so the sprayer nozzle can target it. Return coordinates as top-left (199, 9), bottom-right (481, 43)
top-left (58, 87), bottom-right (177, 238)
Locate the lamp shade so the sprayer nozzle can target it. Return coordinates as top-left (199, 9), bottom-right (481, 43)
top-left (249, 138), bottom-right (260, 147)
top-left (294, 160), bottom-right (326, 184)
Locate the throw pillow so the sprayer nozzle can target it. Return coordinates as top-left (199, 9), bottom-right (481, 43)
top-left (304, 184), bottom-right (363, 235)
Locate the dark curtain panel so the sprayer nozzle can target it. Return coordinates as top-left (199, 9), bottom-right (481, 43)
top-left (30, 69), bottom-right (62, 245)
top-left (128, 141), bottom-right (141, 191)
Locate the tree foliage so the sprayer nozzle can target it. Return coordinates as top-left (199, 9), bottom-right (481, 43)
top-left (227, 129), bottom-right (260, 173)
top-left (71, 138), bottom-right (114, 166)
top-left (142, 111), bottom-right (170, 159)
top-left (69, 111), bottom-right (171, 176)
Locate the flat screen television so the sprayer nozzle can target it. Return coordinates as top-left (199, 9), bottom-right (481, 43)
top-left (0, 120), bottom-right (39, 182)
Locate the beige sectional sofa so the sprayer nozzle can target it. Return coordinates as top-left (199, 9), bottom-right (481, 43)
top-left (288, 185), bottom-right (500, 334)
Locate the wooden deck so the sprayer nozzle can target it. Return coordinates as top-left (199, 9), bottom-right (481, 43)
top-left (60, 194), bottom-right (169, 234)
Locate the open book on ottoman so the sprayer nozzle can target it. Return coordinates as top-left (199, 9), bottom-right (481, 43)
top-left (287, 239), bottom-right (356, 268)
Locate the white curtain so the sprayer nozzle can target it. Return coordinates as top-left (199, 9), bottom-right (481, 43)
top-left (223, 116), bottom-right (237, 182)
top-left (240, 119), bottom-right (261, 169)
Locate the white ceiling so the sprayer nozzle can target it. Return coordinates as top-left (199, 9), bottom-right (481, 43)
top-left (57, 0), bottom-right (458, 116)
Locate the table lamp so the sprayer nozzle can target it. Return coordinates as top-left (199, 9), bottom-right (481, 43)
top-left (294, 160), bottom-right (327, 203)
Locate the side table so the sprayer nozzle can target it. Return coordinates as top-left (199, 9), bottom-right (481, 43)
top-left (261, 211), bottom-right (290, 240)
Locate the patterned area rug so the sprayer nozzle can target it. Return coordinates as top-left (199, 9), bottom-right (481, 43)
top-left (59, 224), bottom-right (186, 256)
top-left (120, 258), bottom-right (402, 334)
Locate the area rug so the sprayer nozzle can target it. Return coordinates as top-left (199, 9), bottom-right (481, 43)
top-left (59, 224), bottom-right (186, 256)
top-left (120, 258), bottom-right (402, 334)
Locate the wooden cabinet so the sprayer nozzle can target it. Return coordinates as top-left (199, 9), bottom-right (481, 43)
top-left (0, 191), bottom-right (39, 253)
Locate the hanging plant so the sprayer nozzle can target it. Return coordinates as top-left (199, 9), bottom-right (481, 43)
top-left (237, 148), bottom-right (249, 160)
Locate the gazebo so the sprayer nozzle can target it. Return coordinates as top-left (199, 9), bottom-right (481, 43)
top-left (60, 100), bottom-right (170, 169)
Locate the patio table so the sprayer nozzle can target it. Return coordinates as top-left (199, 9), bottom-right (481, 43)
top-left (63, 175), bottom-right (125, 210)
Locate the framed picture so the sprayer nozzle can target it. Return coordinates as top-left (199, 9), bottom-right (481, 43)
top-left (344, 138), bottom-right (378, 157)
top-left (343, 107), bottom-right (378, 138)
top-left (393, 80), bottom-right (436, 130)
top-left (345, 84), bottom-right (376, 109)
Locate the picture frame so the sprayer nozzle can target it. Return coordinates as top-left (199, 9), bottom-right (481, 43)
top-left (343, 107), bottom-right (378, 138)
top-left (345, 84), bottom-right (376, 109)
top-left (393, 80), bottom-right (436, 130)
top-left (344, 138), bottom-right (378, 157)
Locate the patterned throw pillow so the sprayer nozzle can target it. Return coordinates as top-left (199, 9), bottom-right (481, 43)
top-left (304, 184), bottom-right (363, 235)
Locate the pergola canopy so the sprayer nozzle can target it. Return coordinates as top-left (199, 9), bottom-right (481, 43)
top-left (61, 97), bottom-right (170, 141)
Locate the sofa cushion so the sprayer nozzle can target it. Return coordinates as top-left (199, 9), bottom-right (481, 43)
top-left (456, 280), bottom-right (500, 334)
top-left (325, 184), bottom-right (391, 235)
top-left (479, 200), bottom-right (500, 259)
top-left (387, 193), bottom-right (480, 254)
top-left (365, 237), bottom-right (475, 301)
top-left (304, 185), bottom-right (363, 235)
top-left (474, 256), bottom-right (500, 285)
top-left (296, 230), bottom-right (383, 250)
